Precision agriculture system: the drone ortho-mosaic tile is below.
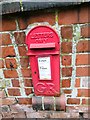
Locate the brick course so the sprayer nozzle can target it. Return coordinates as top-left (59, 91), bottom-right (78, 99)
top-left (27, 11), bottom-right (55, 25)
top-left (18, 98), bottom-right (32, 104)
top-left (79, 5), bottom-right (89, 23)
top-left (76, 67), bottom-right (90, 76)
top-left (61, 42), bottom-right (72, 53)
top-left (1, 16), bottom-right (16, 31)
top-left (62, 55), bottom-right (72, 66)
top-left (25, 88), bottom-right (32, 96)
top-left (12, 79), bottom-right (20, 87)
top-left (0, 33), bottom-right (12, 46)
top-left (62, 79), bottom-right (71, 88)
top-left (4, 70), bottom-right (18, 78)
top-left (63, 90), bottom-right (72, 94)
top-left (8, 88), bottom-right (21, 96)
top-left (61, 26), bottom-right (73, 39)
top-left (76, 54), bottom-right (89, 65)
top-left (75, 78), bottom-right (80, 87)
top-left (21, 68), bottom-right (32, 78)
top-left (0, 59), bottom-right (4, 68)
top-left (67, 98), bottom-right (80, 104)
top-left (14, 32), bottom-right (26, 45)
top-left (20, 58), bottom-right (29, 68)
top-left (81, 26), bottom-right (90, 38)
top-left (62, 67), bottom-right (72, 77)
top-left (78, 89), bottom-right (90, 97)
top-left (76, 40), bottom-right (90, 53)
top-left (24, 79), bottom-right (33, 87)
top-left (5, 58), bottom-right (17, 69)
top-left (18, 46), bottom-right (27, 56)
top-left (17, 16), bottom-right (28, 30)
top-left (58, 8), bottom-right (78, 24)
top-left (2, 46), bottom-right (16, 58)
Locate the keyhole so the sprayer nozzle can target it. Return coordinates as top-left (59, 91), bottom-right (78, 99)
top-left (34, 71), bottom-right (36, 74)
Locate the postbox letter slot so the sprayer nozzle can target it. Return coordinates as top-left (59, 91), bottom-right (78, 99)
top-left (30, 43), bottom-right (55, 49)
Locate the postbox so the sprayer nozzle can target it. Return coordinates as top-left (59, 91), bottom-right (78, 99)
top-left (26, 25), bottom-right (60, 96)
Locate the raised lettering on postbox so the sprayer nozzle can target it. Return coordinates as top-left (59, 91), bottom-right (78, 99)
top-left (30, 32), bottom-right (53, 43)
top-left (35, 82), bottom-right (58, 94)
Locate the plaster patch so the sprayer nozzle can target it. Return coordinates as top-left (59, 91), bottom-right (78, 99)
top-left (71, 25), bottom-right (81, 97)
top-left (10, 33), bottom-right (26, 96)
top-left (81, 77), bottom-right (90, 88)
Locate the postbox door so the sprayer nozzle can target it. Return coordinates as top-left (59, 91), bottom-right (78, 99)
top-left (29, 54), bottom-right (60, 96)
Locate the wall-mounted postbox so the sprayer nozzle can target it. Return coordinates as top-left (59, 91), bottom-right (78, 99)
top-left (26, 25), bottom-right (60, 96)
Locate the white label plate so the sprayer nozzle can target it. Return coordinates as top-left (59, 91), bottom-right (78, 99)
top-left (38, 57), bottom-right (51, 80)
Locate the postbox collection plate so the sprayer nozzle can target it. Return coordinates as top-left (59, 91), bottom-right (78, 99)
top-left (26, 25), bottom-right (60, 96)
top-left (38, 56), bottom-right (51, 80)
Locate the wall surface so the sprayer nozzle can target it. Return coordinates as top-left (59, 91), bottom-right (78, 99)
top-left (0, 2), bottom-right (90, 116)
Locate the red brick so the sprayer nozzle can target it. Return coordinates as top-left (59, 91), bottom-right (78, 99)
top-left (76, 67), bottom-right (90, 77)
top-left (4, 70), bottom-right (18, 78)
top-left (25, 88), bottom-right (32, 96)
top-left (22, 68), bottom-right (32, 77)
top-left (8, 88), bottom-right (21, 96)
top-left (58, 8), bottom-right (78, 24)
top-left (78, 89), bottom-right (90, 97)
top-left (18, 46), bottom-right (27, 56)
top-left (77, 40), bottom-right (90, 53)
top-left (0, 59), bottom-right (4, 68)
top-left (81, 26), bottom-right (90, 38)
top-left (5, 58), bottom-right (17, 69)
top-left (24, 79), bottom-right (33, 87)
top-left (87, 99), bottom-right (90, 105)
top-left (12, 79), bottom-right (20, 87)
top-left (61, 26), bottom-right (73, 39)
top-left (62, 67), bottom-right (72, 77)
top-left (75, 78), bottom-right (80, 87)
top-left (14, 32), bottom-right (26, 45)
top-left (61, 42), bottom-right (72, 53)
top-left (20, 57), bottom-right (29, 68)
top-left (82, 99), bottom-right (88, 105)
top-left (67, 98), bottom-right (80, 104)
top-left (76, 54), bottom-right (89, 65)
top-left (0, 34), bottom-right (2, 46)
top-left (0, 47), bottom-right (1, 58)
top-left (27, 11), bottom-right (55, 25)
top-left (0, 33), bottom-right (12, 46)
top-left (2, 46), bottom-right (15, 58)
top-left (79, 5), bottom-right (89, 23)
top-left (17, 17), bottom-right (27, 30)
top-left (63, 90), bottom-right (72, 94)
top-left (62, 55), bottom-right (72, 66)
top-left (62, 79), bottom-right (71, 88)
top-left (18, 98), bottom-right (32, 104)
top-left (0, 16), bottom-right (16, 31)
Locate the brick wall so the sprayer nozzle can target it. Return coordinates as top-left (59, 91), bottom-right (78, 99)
top-left (0, 3), bottom-right (90, 111)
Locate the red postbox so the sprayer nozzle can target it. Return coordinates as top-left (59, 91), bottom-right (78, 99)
top-left (26, 25), bottom-right (60, 96)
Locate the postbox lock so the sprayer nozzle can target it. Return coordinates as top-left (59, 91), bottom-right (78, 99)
top-left (34, 71), bottom-right (36, 74)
